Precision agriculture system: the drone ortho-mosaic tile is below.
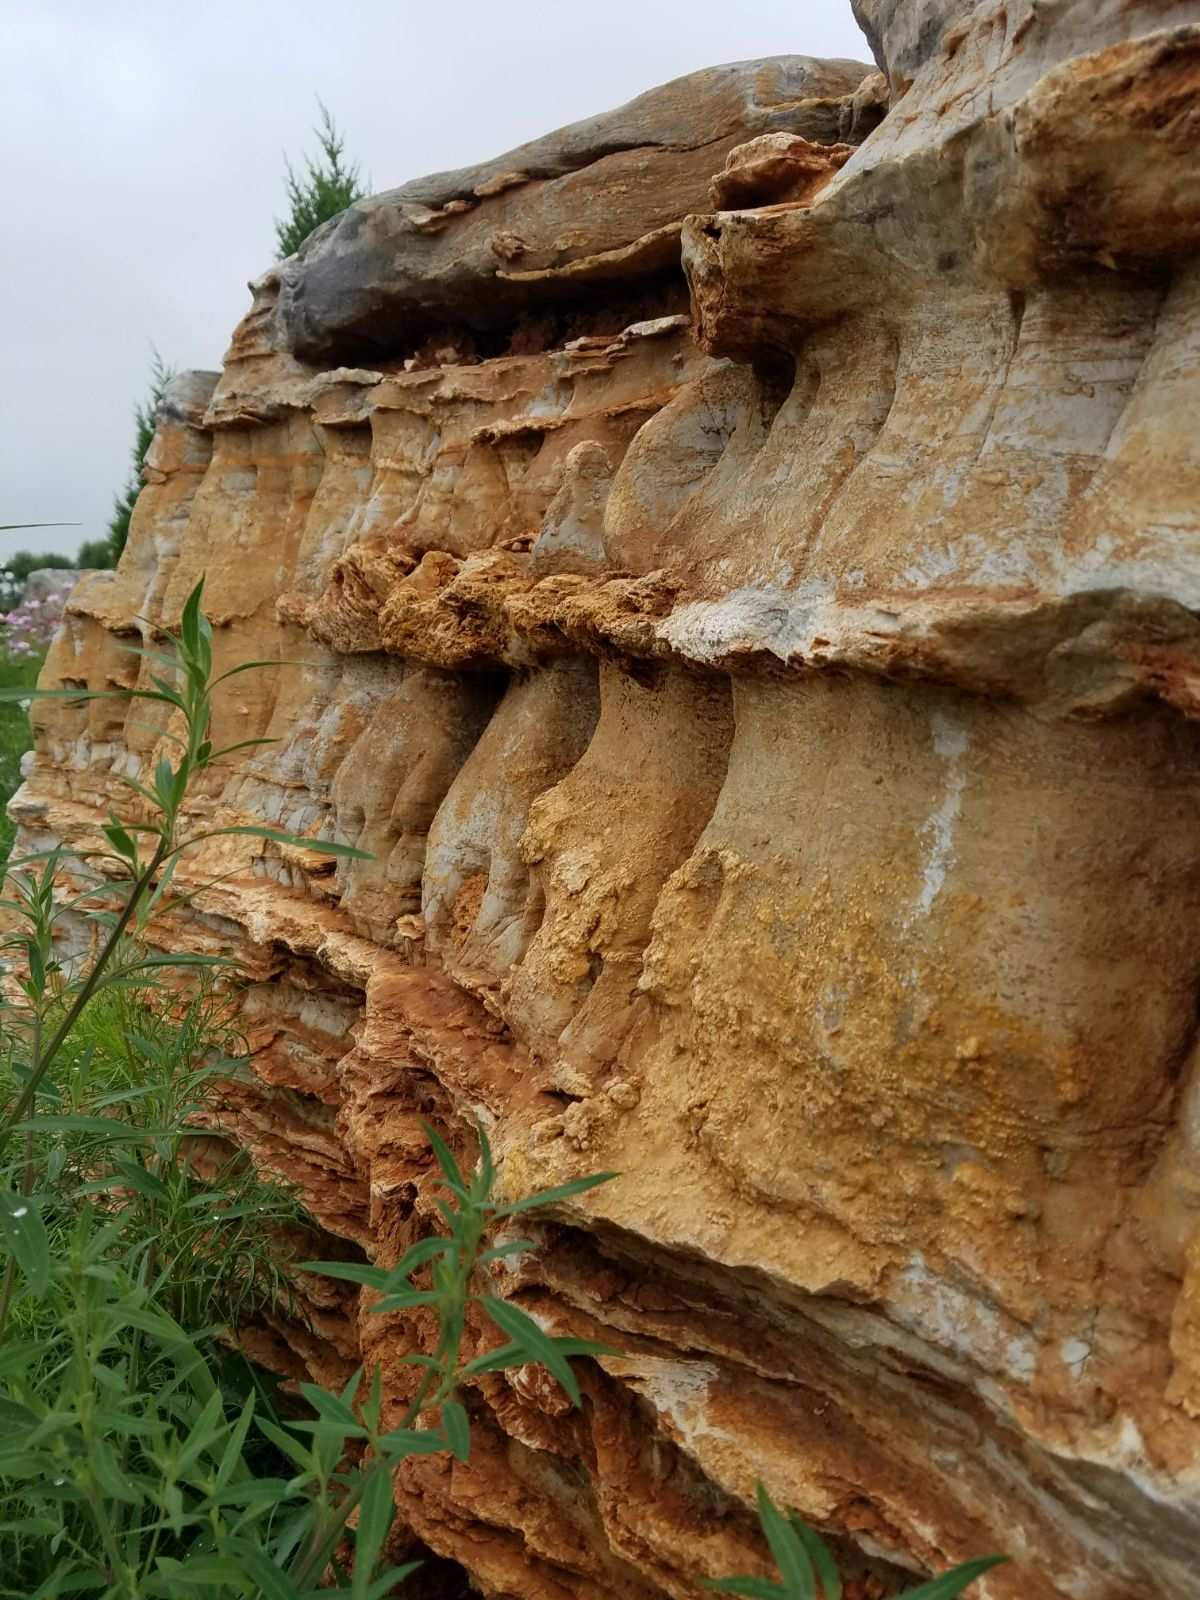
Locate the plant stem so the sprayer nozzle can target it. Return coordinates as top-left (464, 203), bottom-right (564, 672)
top-left (0, 839), bottom-right (169, 1155)
top-left (0, 1009), bottom-right (44, 1331)
top-left (0, 1240), bottom-right (14, 1332)
top-left (290, 1349), bottom-right (442, 1588)
top-left (70, 1255), bottom-right (129, 1590)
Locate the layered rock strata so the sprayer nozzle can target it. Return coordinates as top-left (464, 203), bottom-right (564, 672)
top-left (17, 10), bottom-right (1200, 1596)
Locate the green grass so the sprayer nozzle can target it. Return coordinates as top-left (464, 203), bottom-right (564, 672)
top-left (0, 647), bottom-right (44, 868)
top-left (1, 980), bottom-right (305, 1368)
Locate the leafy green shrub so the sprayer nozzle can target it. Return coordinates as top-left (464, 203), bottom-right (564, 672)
top-left (0, 1112), bottom-right (612, 1598)
top-left (275, 102), bottom-right (365, 259)
top-left (1, 980), bottom-right (301, 1337)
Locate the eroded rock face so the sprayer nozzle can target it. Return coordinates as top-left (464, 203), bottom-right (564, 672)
top-left (18, 7), bottom-right (1200, 1595)
top-left (259, 56), bottom-right (872, 362)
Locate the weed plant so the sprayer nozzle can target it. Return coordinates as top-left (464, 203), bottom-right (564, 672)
top-left (0, 643), bottom-right (43, 867)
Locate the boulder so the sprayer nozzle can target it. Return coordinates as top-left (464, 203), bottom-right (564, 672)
top-left (19, 6), bottom-right (1200, 1595)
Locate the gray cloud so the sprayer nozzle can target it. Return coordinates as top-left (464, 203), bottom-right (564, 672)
top-left (1, 0), bottom-right (868, 557)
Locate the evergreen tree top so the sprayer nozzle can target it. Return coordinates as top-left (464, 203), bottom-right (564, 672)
top-left (275, 101), bottom-right (365, 260)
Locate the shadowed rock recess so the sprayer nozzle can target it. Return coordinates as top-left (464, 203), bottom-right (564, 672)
top-left (19, 6), bottom-right (1200, 1594)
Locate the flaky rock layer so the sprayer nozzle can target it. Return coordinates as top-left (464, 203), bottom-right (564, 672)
top-left (19, 7), bottom-right (1200, 1595)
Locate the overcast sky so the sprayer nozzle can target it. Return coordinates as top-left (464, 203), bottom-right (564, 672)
top-left (2, 0), bottom-right (869, 560)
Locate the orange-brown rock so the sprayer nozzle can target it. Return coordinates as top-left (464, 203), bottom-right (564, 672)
top-left (17, 8), bottom-right (1200, 1596)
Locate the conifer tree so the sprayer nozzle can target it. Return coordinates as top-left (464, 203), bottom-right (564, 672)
top-left (275, 101), bottom-right (364, 259)
top-left (106, 350), bottom-right (172, 564)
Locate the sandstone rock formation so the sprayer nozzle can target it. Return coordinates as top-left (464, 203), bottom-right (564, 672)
top-left (17, 7), bottom-right (1200, 1595)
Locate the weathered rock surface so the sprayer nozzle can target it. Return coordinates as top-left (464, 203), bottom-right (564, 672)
top-left (259, 56), bottom-right (872, 363)
top-left (18, 5), bottom-right (1200, 1595)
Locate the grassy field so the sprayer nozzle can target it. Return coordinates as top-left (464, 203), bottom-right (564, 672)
top-left (0, 648), bottom-right (43, 866)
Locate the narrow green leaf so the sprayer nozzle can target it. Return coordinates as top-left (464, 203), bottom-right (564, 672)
top-left (212, 659), bottom-right (313, 686)
top-left (199, 1540), bottom-right (295, 1600)
top-left (478, 1297), bottom-right (588, 1406)
top-left (257, 1418), bottom-right (315, 1475)
top-left (173, 1391), bottom-right (225, 1476)
top-left (0, 687), bottom-right (112, 704)
top-left (460, 1337), bottom-right (531, 1376)
top-left (756, 1484), bottom-right (816, 1600)
top-left (0, 1516), bottom-right (59, 1536)
top-left (381, 1234), bottom-right (455, 1285)
top-left (147, 676), bottom-right (186, 712)
top-left (154, 756), bottom-right (175, 806)
top-left (86, 1437), bottom-right (142, 1504)
top-left (363, 1564), bottom-right (423, 1600)
top-left (298, 1382), bottom-right (361, 1430)
top-left (376, 1426), bottom-right (452, 1458)
top-left (180, 578), bottom-right (204, 658)
top-left (788, 1514), bottom-right (842, 1600)
top-left (114, 772), bottom-right (166, 810)
top-left (198, 824), bottom-right (371, 859)
top-left (197, 607), bottom-right (214, 675)
top-left (420, 1120), bottom-right (467, 1192)
top-left (109, 1158), bottom-right (169, 1199)
top-left (31, 1572), bottom-right (109, 1596)
top-left (119, 953), bottom-right (233, 971)
top-left (705, 1579), bottom-right (789, 1599)
top-left (116, 641), bottom-right (183, 669)
top-left (93, 1405), bottom-right (172, 1440)
top-left (473, 1121), bottom-right (495, 1200)
top-left (102, 818), bottom-right (138, 861)
top-left (441, 1399), bottom-right (470, 1463)
top-left (121, 1303), bottom-right (202, 1357)
top-left (205, 736), bottom-right (281, 761)
top-left (216, 1393), bottom-right (256, 1490)
top-left (476, 1239), bottom-right (535, 1266)
top-left (207, 1477), bottom-right (294, 1511)
top-left (290, 1418), bottom-right (370, 1442)
top-left (492, 1171), bottom-right (616, 1217)
top-left (155, 1555), bottom-right (251, 1589)
top-left (371, 1288), bottom-right (442, 1314)
top-left (16, 1114), bottom-right (134, 1139)
top-left (353, 1466), bottom-right (396, 1599)
top-left (462, 1334), bottom-right (612, 1382)
top-left (896, 1556), bottom-right (1010, 1599)
top-left (0, 1396), bottom-right (40, 1427)
top-left (26, 939), bottom-right (44, 995)
top-left (297, 1260), bottom-right (388, 1290)
top-left (0, 1188), bottom-right (50, 1297)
